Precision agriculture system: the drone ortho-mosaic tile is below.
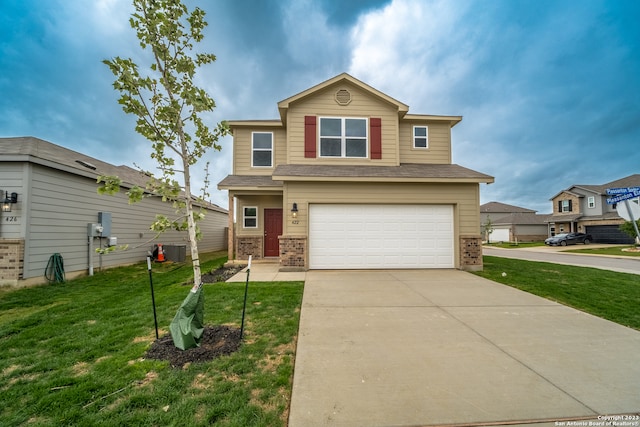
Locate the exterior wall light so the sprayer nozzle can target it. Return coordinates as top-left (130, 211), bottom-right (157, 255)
top-left (2, 191), bottom-right (18, 212)
top-left (291, 202), bottom-right (298, 218)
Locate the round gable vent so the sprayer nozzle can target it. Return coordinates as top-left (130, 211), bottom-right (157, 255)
top-left (335, 89), bottom-right (352, 105)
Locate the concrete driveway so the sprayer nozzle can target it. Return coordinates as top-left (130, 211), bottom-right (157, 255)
top-left (288, 269), bottom-right (640, 427)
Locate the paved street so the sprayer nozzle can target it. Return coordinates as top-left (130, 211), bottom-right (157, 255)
top-left (483, 245), bottom-right (640, 275)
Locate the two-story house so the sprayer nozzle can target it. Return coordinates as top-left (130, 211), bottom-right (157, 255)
top-left (218, 73), bottom-right (494, 271)
top-left (547, 174), bottom-right (640, 243)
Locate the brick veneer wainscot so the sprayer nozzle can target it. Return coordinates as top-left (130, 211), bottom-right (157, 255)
top-left (0, 239), bottom-right (25, 283)
top-left (236, 236), bottom-right (262, 260)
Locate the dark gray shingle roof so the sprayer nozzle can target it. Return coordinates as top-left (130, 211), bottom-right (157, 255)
top-left (217, 175), bottom-right (283, 189)
top-left (271, 163), bottom-right (494, 182)
top-left (480, 201), bottom-right (536, 214)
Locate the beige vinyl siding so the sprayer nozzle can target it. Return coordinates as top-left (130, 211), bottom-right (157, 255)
top-left (234, 195), bottom-right (283, 237)
top-left (281, 181), bottom-right (481, 267)
top-left (286, 82), bottom-right (400, 166)
top-left (233, 127), bottom-right (287, 175)
top-left (399, 121), bottom-right (451, 164)
top-left (22, 164), bottom-right (227, 279)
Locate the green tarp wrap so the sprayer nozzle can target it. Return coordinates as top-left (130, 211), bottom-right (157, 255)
top-left (170, 286), bottom-right (204, 350)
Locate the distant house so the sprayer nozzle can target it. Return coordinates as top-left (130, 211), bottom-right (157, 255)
top-left (0, 137), bottom-right (228, 286)
top-left (218, 73), bottom-right (493, 271)
top-left (547, 174), bottom-right (640, 243)
top-left (480, 202), bottom-right (549, 243)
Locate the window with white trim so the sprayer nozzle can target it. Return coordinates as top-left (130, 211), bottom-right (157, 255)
top-left (252, 132), bottom-right (273, 167)
top-left (243, 207), bottom-right (257, 228)
top-left (319, 117), bottom-right (367, 158)
top-left (561, 200), bottom-right (572, 212)
top-left (588, 196), bottom-right (595, 208)
top-left (413, 126), bottom-right (428, 148)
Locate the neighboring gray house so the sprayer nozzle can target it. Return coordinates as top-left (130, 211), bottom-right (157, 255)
top-left (547, 174), bottom-right (640, 243)
top-left (0, 137), bottom-right (228, 286)
top-left (480, 202), bottom-right (549, 243)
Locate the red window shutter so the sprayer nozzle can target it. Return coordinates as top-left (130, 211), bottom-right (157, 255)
top-left (304, 116), bottom-right (317, 158)
top-left (370, 118), bottom-right (382, 159)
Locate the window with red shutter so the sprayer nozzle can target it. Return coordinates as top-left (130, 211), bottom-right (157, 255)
top-left (370, 118), bottom-right (381, 159)
top-left (304, 116), bottom-right (317, 158)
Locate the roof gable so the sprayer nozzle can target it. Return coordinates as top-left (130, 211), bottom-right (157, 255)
top-left (277, 73), bottom-right (409, 124)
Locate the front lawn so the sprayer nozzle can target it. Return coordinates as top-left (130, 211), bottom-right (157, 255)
top-left (474, 256), bottom-right (640, 330)
top-left (0, 252), bottom-right (304, 426)
top-left (566, 245), bottom-right (640, 257)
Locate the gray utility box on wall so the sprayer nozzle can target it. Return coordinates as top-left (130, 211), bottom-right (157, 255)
top-left (98, 212), bottom-right (112, 237)
top-left (163, 244), bottom-right (187, 262)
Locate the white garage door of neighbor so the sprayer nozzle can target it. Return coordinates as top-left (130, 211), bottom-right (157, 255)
top-left (491, 228), bottom-right (510, 242)
top-left (308, 204), bottom-right (454, 269)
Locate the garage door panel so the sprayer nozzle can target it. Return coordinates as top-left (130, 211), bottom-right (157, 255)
top-left (309, 204), bottom-right (454, 269)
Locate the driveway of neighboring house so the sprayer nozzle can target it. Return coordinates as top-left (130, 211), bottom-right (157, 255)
top-left (287, 269), bottom-right (640, 427)
top-left (483, 245), bottom-right (640, 275)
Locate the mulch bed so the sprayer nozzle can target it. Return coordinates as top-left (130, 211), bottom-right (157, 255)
top-left (201, 266), bottom-right (244, 283)
top-left (145, 325), bottom-right (242, 368)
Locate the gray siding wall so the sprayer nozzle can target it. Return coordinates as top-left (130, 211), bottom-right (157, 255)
top-left (574, 189), bottom-right (604, 216)
top-left (22, 164), bottom-right (227, 279)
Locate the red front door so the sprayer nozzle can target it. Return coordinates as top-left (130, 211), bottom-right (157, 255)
top-left (264, 209), bottom-right (283, 257)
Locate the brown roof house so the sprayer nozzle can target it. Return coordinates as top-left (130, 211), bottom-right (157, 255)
top-left (480, 202), bottom-right (550, 243)
top-left (547, 174), bottom-right (640, 243)
top-left (0, 137), bottom-right (228, 286)
top-left (218, 73), bottom-right (494, 271)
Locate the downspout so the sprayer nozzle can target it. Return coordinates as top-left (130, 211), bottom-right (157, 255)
top-left (88, 236), bottom-right (94, 276)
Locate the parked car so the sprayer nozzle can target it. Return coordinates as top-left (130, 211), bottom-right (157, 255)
top-left (545, 232), bottom-right (593, 246)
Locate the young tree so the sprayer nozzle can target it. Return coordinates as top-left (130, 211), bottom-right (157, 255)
top-left (101, 0), bottom-right (228, 348)
top-left (482, 217), bottom-right (494, 243)
top-left (619, 220), bottom-right (640, 245)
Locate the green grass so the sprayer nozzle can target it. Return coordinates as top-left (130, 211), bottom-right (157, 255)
top-left (0, 252), bottom-right (303, 427)
top-left (474, 256), bottom-right (640, 330)
top-left (565, 245), bottom-right (640, 257)
top-left (484, 241), bottom-right (545, 248)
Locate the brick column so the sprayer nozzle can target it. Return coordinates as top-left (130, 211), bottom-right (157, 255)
top-left (279, 236), bottom-right (307, 271)
top-left (0, 239), bottom-right (25, 286)
top-left (460, 235), bottom-right (483, 271)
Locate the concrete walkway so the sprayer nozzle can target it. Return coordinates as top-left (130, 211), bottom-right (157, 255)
top-left (288, 269), bottom-right (640, 427)
top-left (226, 262), bottom-right (306, 282)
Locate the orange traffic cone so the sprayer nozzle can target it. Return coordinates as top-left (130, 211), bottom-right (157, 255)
top-left (157, 244), bottom-right (166, 262)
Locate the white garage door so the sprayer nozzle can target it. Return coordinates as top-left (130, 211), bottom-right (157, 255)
top-left (309, 204), bottom-right (454, 269)
top-left (491, 228), bottom-right (510, 242)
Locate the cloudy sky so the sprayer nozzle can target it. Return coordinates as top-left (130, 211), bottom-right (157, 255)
top-left (2, 0), bottom-right (639, 213)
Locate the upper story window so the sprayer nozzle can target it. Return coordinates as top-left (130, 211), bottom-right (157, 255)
top-left (252, 132), bottom-right (273, 167)
top-left (413, 126), bottom-right (428, 148)
top-left (319, 117), bottom-right (367, 158)
top-left (588, 196), bottom-right (595, 208)
top-left (560, 200), bottom-right (572, 212)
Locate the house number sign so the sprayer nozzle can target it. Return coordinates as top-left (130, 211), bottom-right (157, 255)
top-left (4, 216), bottom-right (18, 222)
